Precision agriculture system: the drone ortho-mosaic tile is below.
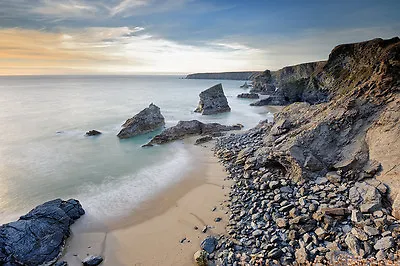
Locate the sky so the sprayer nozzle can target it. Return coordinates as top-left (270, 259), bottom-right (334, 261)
top-left (0, 0), bottom-right (399, 75)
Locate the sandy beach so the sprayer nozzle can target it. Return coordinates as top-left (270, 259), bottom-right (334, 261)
top-left (61, 140), bottom-right (231, 266)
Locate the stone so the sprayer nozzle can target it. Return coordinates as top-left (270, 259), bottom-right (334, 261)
top-left (315, 227), bottom-right (327, 239)
top-left (351, 227), bottom-right (368, 241)
top-left (267, 248), bottom-right (282, 259)
top-left (276, 218), bottom-right (288, 228)
top-left (374, 236), bottom-right (394, 250)
top-left (345, 233), bottom-right (362, 257)
top-left (215, 217), bottom-right (222, 222)
top-left (83, 256), bottom-right (103, 266)
top-left (295, 245), bottom-right (309, 264)
top-left (117, 103), bottom-right (165, 139)
top-left (351, 210), bottom-right (363, 223)
top-left (0, 199), bottom-right (84, 266)
top-left (55, 262), bottom-right (68, 266)
top-left (201, 236), bottom-right (218, 253)
top-left (194, 250), bottom-right (208, 266)
top-left (326, 172), bottom-right (341, 183)
top-left (194, 83), bottom-right (231, 115)
top-left (252, 229), bottom-right (263, 237)
top-left (360, 203), bottom-right (381, 213)
top-left (85, 130), bottom-right (101, 136)
top-left (363, 226), bottom-right (379, 236)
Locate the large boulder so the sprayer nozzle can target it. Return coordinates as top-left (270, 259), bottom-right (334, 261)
top-left (0, 199), bottom-right (85, 265)
top-left (146, 120), bottom-right (242, 145)
top-left (117, 103), bottom-right (165, 139)
top-left (194, 84), bottom-right (231, 115)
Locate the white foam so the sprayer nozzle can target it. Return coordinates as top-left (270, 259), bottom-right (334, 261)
top-left (73, 145), bottom-right (193, 230)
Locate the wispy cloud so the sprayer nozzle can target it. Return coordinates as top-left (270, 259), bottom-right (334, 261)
top-left (109, 0), bottom-right (149, 17)
top-left (0, 26), bottom-right (267, 75)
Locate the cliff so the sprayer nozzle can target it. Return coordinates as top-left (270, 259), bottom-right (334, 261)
top-left (205, 37), bottom-right (400, 265)
top-left (186, 71), bottom-right (261, 80)
top-left (250, 61), bottom-right (327, 104)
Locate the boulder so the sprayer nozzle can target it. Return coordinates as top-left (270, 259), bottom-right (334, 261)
top-left (83, 255), bottom-right (103, 266)
top-left (201, 236), bottom-right (217, 253)
top-left (194, 250), bottom-right (208, 266)
top-left (237, 93), bottom-right (259, 99)
top-left (0, 199), bottom-right (85, 266)
top-left (146, 120), bottom-right (242, 145)
top-left (194, 84), bottom-right (231, 115)
top-left (85, 130), bottom-right (102, 136)
top-left (117, 103), bottom-right (165, 139)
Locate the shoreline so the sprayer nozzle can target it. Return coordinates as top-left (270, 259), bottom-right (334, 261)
top-left (61, 138), bottom-right (231, 265)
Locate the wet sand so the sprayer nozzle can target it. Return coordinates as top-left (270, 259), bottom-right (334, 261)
top-left (61, 140), bottom-right (231, 266)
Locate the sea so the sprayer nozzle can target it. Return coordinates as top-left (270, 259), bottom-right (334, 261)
top-left (0, 75), bottom-right (273, 227)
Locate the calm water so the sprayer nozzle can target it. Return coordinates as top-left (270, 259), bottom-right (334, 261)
top-left (0, 75), bottom-right (272, 226)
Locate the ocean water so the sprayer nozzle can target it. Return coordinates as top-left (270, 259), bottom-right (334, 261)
top-left (0, 75), bottom-right (273, 226)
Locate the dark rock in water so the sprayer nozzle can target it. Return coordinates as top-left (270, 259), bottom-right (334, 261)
top-left (201, 236), bottom-right (218, 253)
top-left (194, 84), bottom-right (231, 115)
top-left (0, 199), bottom-right (85, 266)
top-left (82, 255), bottom-right (103, 266)
top-left (240, 82), bottom-right (250, 88)
top-left (195, 136), bottom-right (213, 145)
top-left (237, 93), bottom-right (259, 99)
top-left (146, 120), bottom-right (242, 145)
top-left (250, 96), bottom-right (287, 106)
top-left (85, 130), bottom-right (102, 136)
top-left (117, 103), bottom-right (165, 139)
top-left (55, 261), bottom-right (68, 266)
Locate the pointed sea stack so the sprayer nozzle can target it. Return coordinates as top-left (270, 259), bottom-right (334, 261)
top-left (194, 83), bottom-right (231, 115)
top-left (117, 103), bottom-right (165, 139)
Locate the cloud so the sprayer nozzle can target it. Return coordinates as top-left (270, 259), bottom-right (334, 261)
top-left (0, 26), bottom-right (268, 75)
top-left (109, 0), bottom-right (149, 17)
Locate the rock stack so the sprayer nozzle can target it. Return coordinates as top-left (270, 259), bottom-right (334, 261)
top-left (194, 84), bottom-right (231, 115)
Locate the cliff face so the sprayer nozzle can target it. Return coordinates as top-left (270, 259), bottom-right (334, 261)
top-left (260, 37), bottom-right (400, 215)
top-left (251, 61), bottom-right (327, 104)
top-left (211, 37), bottom-right (400, 264)
top-left (186, 71), bottom-right (261, 80)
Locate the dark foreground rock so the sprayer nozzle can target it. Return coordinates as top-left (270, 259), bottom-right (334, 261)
top-left (146, 120), bottom-right (242, 145)
top-left (85, 130), bottom-right (102, 136)
top-left (237, 93), bottom-right (259, 99)
top-left (83, 255), bottom-right (103, 266)
top-left (194, 84), bottom-right (231, 115)
top-left (0, 199), bottom-right (85, 266)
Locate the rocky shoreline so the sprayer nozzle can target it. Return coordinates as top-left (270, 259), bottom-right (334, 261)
top-left (191, 37), bottom-right (400, 265)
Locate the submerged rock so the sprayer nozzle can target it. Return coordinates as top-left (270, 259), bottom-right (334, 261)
top-left (194, 83), bottom-right (231, 115)
top-left (240, 82), bottom-right (250, 88)
top-left (237, 93), bottom-right (259, 99)
top-left (146, 120), bottom-right (242, 145)
top-left (85, 130), bottom-right (102, 136)
top-left (0, 199), bottom-right (85, 266)
top-left (117, 103), bottom-right (165, 139)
